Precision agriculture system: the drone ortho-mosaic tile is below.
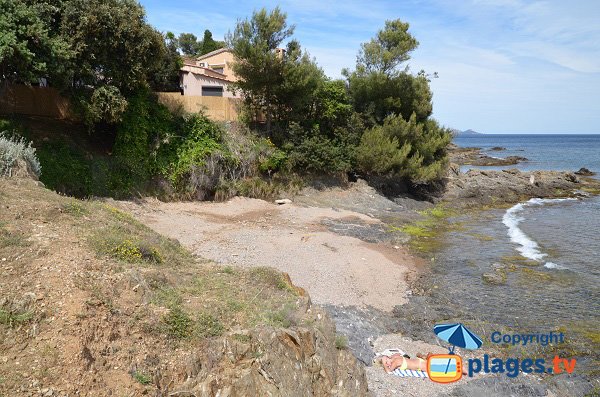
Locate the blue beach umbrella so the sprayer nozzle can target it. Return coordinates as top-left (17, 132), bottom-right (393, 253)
top-left (434, 323), bottom-right (482, 374)
top-left (434, 323), bottom-right (483, 351)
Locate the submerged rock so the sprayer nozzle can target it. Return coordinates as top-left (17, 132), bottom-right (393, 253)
top-left (575, 167), bottom-right (595, 176)
top-left (482, 273), bottom-right (506, 285)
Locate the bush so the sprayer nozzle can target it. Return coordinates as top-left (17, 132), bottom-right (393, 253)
top-left (355, 113), bottom-right (451, 183)
top-left (355, 128), bottom-right (409, 175)
top-left (285, 123), bottom-right (355, 174)
top-left (36, 140), bottom-right (92, 196)
top-left (0, 133), bottom-right (41, 178)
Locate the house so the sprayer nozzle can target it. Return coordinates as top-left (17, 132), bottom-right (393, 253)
top-left (179, 48), bottom-right (240, 98)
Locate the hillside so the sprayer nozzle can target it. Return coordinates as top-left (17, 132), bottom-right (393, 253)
top-left (0, 177), bottom-right (367, 396)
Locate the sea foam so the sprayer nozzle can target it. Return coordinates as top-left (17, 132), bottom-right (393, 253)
top-left (502, 198), bottom-right (575, 265)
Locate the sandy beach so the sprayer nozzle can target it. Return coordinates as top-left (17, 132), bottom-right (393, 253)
top-left (115, 182), bottom-right (476, 397)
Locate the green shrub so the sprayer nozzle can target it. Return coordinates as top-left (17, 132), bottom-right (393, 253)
top-left (163, 306), bottom-right (193, 339)
top-left (335, 334), bottom-right (348, 350)
top-left (0, 133), bottom-right (41, 177)
top-left (255, 138), bottom-right (288, 174)
top-left (196, 312), bottom-right (224, 337)
top-left (0, 308), bottom-right (33, 327)
top-left (79, 86), bottom-right (129, 126)
top-left (355, 128), bottom-right (408, 175)
top-left (285, 124), bottom-right (354, 173)
top-left (355, 114), bottom-right (451, 183)
top-left (36, 140), bottom-right (93, 197)
top-left (132, 371), bottom-right (152, 385)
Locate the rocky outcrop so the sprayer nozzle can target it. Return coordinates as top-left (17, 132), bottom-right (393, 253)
top-left (575, 167), bottom-right (595, 176)
top-left (443, 168), bottom-right (586, 206)
top-left (176, 321), bottom-right (368, 397)
top-left (448, 145), bottom-right (528, 167)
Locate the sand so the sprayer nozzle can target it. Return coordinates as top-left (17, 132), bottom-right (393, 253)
top-left (116, 194), bottom-right (474, 396)
top-left (118, 196), bottom-right (416, 311)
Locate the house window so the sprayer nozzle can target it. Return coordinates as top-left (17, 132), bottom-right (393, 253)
top-left (212, 67), bottom-right (224, 74)
top-left (202, 86), bottom-right (223, 97)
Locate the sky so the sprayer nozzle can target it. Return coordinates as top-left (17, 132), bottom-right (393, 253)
top-left (138, 0), bottom-right (600, 134)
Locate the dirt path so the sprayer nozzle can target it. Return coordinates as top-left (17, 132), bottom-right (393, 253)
top-left (118, 196), bottom-right (415, 311)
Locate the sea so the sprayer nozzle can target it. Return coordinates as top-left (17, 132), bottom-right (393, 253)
top-left (401, 134), bottom-right (600, 378)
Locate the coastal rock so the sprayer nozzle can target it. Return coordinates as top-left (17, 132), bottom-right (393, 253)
top-left (490, 146), bottom-right (506, 151)
top-left (176, 321), bottom-right (368, 397)
top-left (575, 167), bottom-right (595, 176)
top-left (443, 169), bottom-right (589, 206)
top-left (482, 273), bottom-right (506, 285)
top-left (469, 155), bottom-right (528, 166)
top-left (448, 145), bottom-right (527, 166)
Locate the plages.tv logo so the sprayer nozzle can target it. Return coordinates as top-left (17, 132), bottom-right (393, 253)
top-left (427, 324), bottom-right (577, 384)
top-left (427, 323), bottom-right (482, 383)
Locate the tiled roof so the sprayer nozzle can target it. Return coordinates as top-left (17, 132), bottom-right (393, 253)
top-left (196, 48), bottom-right (231, 61)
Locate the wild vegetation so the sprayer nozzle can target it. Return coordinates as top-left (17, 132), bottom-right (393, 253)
top-left (0, 177), bottom-right (366, 395)
top-left (1, 2), bottom-right (451, 200)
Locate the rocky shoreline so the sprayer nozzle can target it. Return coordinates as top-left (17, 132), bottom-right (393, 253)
top-left (448, 143), bottom-right (528, 167)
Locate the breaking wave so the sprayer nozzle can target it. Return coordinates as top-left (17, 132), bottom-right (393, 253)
top-left (502, 198), bottom-right (575, 268)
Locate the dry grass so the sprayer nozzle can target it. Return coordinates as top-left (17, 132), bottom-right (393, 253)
top-left (0, 177), bottom-right (313, 395)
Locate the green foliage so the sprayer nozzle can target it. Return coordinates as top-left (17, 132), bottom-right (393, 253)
top-left (256, 139), bottom-right (287, 174)
top-left (162, 306), bottom-right (193, 339)
top-left (272, 40), bottom-right (325, 127)
top-left (345, 19), bottom-right (450, 184)
top-left (0, 133), bottom-right (41, 177)
top-left (149, 32), bottom-right (182, 92)
top-left (286, 127), bottom-right (353, 173)
top-left (356, 114), bottom-right (451, 183)
top-left (2, 0), bottom-right (169, 124)
top-left (0, 0), bottom-right (72, 83)
top-left (227, 7), bottom-right (296, 130)
top-left (0, 308), bottom-right (33, 327)
top-left (312, 80), bottom-right (354, 132)
top-left (79, 86), bottom-right (129, 125)
top-left (132, 371), bottom-right (152, 385)
top-left (60, 0), bottom-right (164, 93)
top-left (346, 71), bottom-right (433, 125)
top-left (214, 175), bottom-right (303, 201)
top-left (357, 19), bottom-right (418, 76)
top-left (175, 30), bottom-right (225, 56)
top-left (355, 127), bottom-right (410, 175)
top-left (36, 140), bottom-right (93, 197)
top-left (199, 29), bottom-right (225, 55)
top-left (177, 32), bottom-right (201, 56)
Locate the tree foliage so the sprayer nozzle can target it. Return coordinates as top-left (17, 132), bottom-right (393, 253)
top-left (347, 19), bottom-right (451, 184)
top-left (149, 32), bottom-right (183, 92)
top-left (357, 20), bottom-right (418, 76)
top-left (177, 33), bottom-right (201, 56)
top-left (200, 30), bottom-right (223, 55)
top-left (0, 0), bottom-right (179, 124)
top-left (356, 114), bottom-right (451, 182)
top-left (0, 0), bottom-right (72, 83)
top-left (175, 30), bottom-right (225, 56)
top-left (227, 7), bottom-right (295, 131)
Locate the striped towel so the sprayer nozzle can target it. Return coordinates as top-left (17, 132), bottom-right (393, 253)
top-left (392, 368), bottom-right (429, 378)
